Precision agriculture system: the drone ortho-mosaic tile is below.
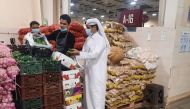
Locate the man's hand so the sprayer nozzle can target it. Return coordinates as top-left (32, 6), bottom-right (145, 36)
top-left (68, 49), bottom-right (80, 56)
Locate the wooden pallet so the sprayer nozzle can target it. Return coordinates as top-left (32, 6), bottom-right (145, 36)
top-left (106, 102), bottom-right (143, 109)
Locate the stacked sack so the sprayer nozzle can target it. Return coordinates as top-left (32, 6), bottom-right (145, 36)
top-left (62, 70), bottom-right (82, 109)
top-left (105, 22), bottom-right (158, 108)
top-left (0, 43), bottom-right (20, 109)
top-left (69, 21), bottom-right (87, 50)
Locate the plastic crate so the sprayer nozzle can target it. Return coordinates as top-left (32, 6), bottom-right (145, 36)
top-left (43, 82), bottom-right (63, 95)
top-left (43, 72), bottom-right (62, 83)
top-left (19, 74), bottom-right (42, 88)
top-left (19, 61), bottom-right (43, 75)
top-left (22, 98), bottom-right (43, 109)
top-left (21, 85), bottom-right (43, 100)
top-left (43, 104), bottom-right (63, 109)
top-left (43, 93), bottom-right (63, 106)
top-left (31, 47), bottom-right (53, 58)
top-left (42, 60), bottom-right (61, 73)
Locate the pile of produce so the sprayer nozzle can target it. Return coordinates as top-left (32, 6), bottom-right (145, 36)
top-left (69, 21), bottom-right (87, 50)
top-left (0, 43), bottom-right (20, 109)
top-left (13, 51), bottom-right (61, 74)
top-left (12, 51), bottom-right (33, 63)
top-left (33, 35), bottom-right (48, 45)
top-left (18, 22), bottom-right (86, 50)
top-left (105, 22), bottom-right (158, 108)
top-left (18, 24), bottom-right (60, 44)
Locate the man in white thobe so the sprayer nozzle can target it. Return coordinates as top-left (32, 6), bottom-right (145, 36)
top-left (69, 18), bottom-right (110, 109)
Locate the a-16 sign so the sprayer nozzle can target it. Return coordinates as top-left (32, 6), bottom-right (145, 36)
top-left (119, 9), bottom-right (143, 27)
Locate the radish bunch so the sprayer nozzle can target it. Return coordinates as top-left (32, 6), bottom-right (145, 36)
top-left (0, 43), bottom-right (19, 109)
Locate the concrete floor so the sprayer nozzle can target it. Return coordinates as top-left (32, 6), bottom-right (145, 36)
top-left (166, 96), bottom-right (190, 109)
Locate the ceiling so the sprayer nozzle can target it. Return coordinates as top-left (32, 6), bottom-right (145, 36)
top-left (70, 0), bottom-right (160, 22)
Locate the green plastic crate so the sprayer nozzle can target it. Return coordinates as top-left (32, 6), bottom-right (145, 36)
top-left (19, 61), bottom-right (43, 75)
top-left (42, 60), bottom-right (61, 73)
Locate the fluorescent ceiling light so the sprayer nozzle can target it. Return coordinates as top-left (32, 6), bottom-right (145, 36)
top-left (82, 17), bottom-right (86, 20)
top-left (70, 3), bottom-right (74, 6)
top-left (143, 11), bottom-right (147, 14)
top-left (152, 13), bottom-right (157, 16)
top-left (70, 12), bottom-right (74, 15)
top-left (101, 15), bottom-right (105, 18)
top-left (93, 8), bottom-right (97, 11)
top-left (134, 0), bottom-right (138, 1)
top-left (101, 22), bottom-right (104, 24)
top-left (130, 1), bottom-right (136, 5)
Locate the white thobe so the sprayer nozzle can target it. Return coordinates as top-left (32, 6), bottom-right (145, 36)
top-left (76, 32), bottom-right (108, 109)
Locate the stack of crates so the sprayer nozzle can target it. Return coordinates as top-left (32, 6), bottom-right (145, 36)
top-left (18, 61), bottom-right (43, 75)
top-left (62, 70), bottom-right (82, 109)
top-left (43, 72), bottom-right (63, 109)
top-left (18, 73), bottom-right (43, 109)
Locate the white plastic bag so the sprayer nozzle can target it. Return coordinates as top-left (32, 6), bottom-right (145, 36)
top-left (127, 47), bottom-right (159, 70)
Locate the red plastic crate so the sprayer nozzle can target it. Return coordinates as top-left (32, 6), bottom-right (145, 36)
top-left (44, 93), bottom-right (63, 106)
top-left (43, 104), bottom-right (63, 109)
top-left (20, 85), bottom-right (43, 100)
top-left (43, 72), bottom-right (61, 83)
top-left (20, 74), bottom-right (43, 88)
top-left (43, 82), bottom-right (63, 95)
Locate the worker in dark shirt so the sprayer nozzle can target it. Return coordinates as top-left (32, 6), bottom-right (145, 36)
top-left (47, 14), bottom-right (75, 54)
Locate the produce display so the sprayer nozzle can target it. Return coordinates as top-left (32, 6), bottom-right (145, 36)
top-left (33, 36), bottom-right (48, 45)
top-left (69, 21), bottom-right (87, 50)
top-left (12, 51), bottom-right (32, 63)
top-left (18, 24), bottom-right (60, 44)
top-left (13, 51), bottom-right (61, 75)
top-left (105, 21), bottom-right (158, 108)
top-left (0, 43), bottom-right (20, 109)
top-left (18, 22), bottom-right (86, 50)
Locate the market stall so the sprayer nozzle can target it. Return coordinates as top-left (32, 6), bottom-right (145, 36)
top-left (8, 21), bottom-right (84, 109)
top-left (0, 20), bottom-right (160, 109)
top-left (10, 45), bottom-right (83, 109)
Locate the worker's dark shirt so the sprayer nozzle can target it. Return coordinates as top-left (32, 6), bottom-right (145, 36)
top-left (47, 30), bottom-right (75, 54)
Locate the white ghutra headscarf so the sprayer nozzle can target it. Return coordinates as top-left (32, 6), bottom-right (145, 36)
top-left (86, 18), bottom-right (110, 54)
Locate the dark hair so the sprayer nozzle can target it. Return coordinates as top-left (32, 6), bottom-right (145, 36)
top-left (91, 24), bottom-right (99, 31)
top-left (60, 14), bottom-right (71, 24)
top-left (30, 21), bottom-right (40, 27)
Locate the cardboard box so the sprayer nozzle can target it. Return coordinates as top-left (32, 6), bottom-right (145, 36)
top-left (63, 87), bottom-right (81, 98)
top-left (64, 95), bottom-right (82, 106)
top-left (52, 51), bottom-right (76, 69)
top-left (63, 79), bottom-right (81, 90)
top-left (64, 102), bottom-right (82, 109)
top-left (62, 70), bottom-right (80, 80)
